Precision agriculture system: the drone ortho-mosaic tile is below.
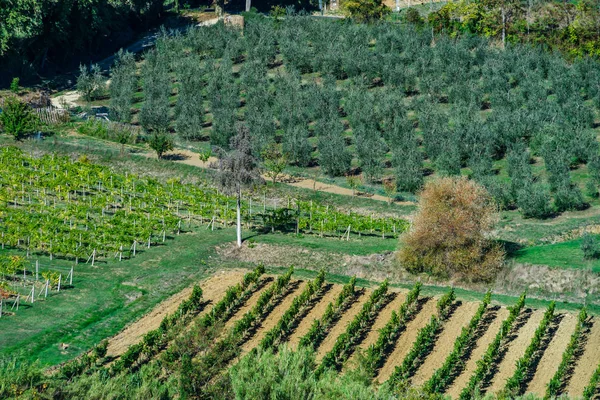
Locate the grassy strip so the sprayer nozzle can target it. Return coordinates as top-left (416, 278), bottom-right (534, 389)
top-left (259, 269), bottom-right (326, 350)
top-left (503, 301), bottom-right (556, 397)
top-left (424, 291), bottom-right (492, 394)
top-left (545, 308), bottom-right (589, 398)
top-left (388, 288), bottom-right (456, 386)
top-left (361, 282), bottom-right (421, 378)
top-left (298, 277), bottom-right (358, 351)
top-left (459, 292), bottom-right (527, 400)
top-left (316, 280), bottom-right (389, 374)
top-left (583, 361), bottom-right (600, 400)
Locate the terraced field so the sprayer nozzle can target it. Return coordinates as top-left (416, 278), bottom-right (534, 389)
top-left (106, 270), bottom-right (600, 399)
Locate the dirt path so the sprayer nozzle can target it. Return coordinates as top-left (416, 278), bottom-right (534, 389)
top-left (241, 281), bottom-right (308, 353)
top-left (286, 284), bottom-right (343, 349)
top-left (445, 307), bottom-right (510, 398)
top-left (376, 298), bottom-right (438, 383)
top-left (487, 309), bottom-right (545, 394)
top-left (315, 290), bottom-right (371, 363)
top-left (106, 269), bottom-right (246, 357)
top-left (143, 149), bottom-right (415, 207)
top-left (412, 301), bottom-right (481, 386)
top-left (526, 313), bottom-right (578, 397)
top-left (345, 292), bottom-right (407, 369)
top-left (566, 317), bottom-right (600, 398)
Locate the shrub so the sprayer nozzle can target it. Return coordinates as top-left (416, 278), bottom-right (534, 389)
top-left (398, 177), bottom-right (504, 281)
top-left (148, 132), bottom-right (174, 159)
top-left (581, 233), bottom-right (600, 259)
top-left (0, 96), bottom-right (38, 140)
top-left (10, 77), bottom-right (19, 93)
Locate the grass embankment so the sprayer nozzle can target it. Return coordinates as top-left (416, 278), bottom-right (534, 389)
top-left (513, 239), bottom-right (600, 273)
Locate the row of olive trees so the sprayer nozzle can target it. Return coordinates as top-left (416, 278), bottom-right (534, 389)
top-left (92, 16), bottom-right (600, 219)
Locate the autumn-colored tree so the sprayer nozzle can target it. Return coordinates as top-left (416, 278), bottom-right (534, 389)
top-left (398, 177), bottom-right (504, 281)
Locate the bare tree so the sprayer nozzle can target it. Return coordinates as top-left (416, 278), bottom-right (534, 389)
top-left (216, 124), bottom-right (263, 247)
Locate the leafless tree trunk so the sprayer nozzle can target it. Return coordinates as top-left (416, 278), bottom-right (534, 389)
top-left (236, 187), bottom-right (242, 247)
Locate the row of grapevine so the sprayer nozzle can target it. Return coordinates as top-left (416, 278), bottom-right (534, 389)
top-left (545, 308), bottom-right (589, 398)
top-left (459, 292), bottom-right (527, 400)
top-left (231, 267), bottom-right (294, 340)
top-left (316, 280), bottom-right (389, 374)
top-left (259, 269), bottom-right (326, 350)
top-left (198, 265), bottom-right (265, 328)
top-left (361, 282), bottom-right (422, 378)
top-left (503, 302), bottom-right (556, 397)
top-left (583, 362), bottom-right (600, 400)
top-left (387, 288), bottom-right (456, 386)
top-left (424, 291), bottom-right (492, 394)
top-left (299, 277), bottom-right (358, 351)
top-left (111, 285), bottom-right (206, 374)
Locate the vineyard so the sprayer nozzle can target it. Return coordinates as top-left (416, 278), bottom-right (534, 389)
top-left (46, 269), bottom-right (600, 399)
top-left (0, 147), bottom-right (406, 265)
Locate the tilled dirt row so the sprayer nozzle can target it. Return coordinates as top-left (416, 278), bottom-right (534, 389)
top-left (106, 269), bottom-right (247, 357)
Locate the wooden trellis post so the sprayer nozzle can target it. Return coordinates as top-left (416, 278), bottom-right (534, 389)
top-left (35, 260), bottom-right (39, 281)
top-left (57, 274), bottom-right (62, 292)
top-left (68, 267), bottom-right (73, 285)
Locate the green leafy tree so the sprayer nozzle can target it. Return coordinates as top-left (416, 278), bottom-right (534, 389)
top-left (175, 55), bottom-right (205, 141)
top-left (139, 50), bottom-right (170, 135)
top-left (148, 132), bottom-right (174, 159)
top-left (341, 0), bottom-right (391, 22)
top-left (0, 96), bottom-right (38, 140)
top-left (262, 143), bottom-right (287, 184)
top-left (10, 77), bottom-right (19, 93)
top-left (109, 50), bottom-right (137, 123)
top-left (77, 63), bottom-right (105, 103)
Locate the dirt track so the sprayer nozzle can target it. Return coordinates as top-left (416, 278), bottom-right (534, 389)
top-left (377, 298), bottom-right (437, 382)
top-left (412, 301), bottom-right (480, 386)
top-left (566, 319), bottom-right (600, 397)
top-left (526, 313), bottom-right (577, 396)
top-left (445, 307), bottom-right (510, 398)
top-left (487, 309), bottom-right (545, 393)
top-left (106, 269), bottom-right (246, 357)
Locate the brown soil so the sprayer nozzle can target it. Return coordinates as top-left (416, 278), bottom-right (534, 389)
top-left (446, 307), bottom-right (510, 398)
top-left (315, 290), bottom-right (371, 363)
top-left (487, 309), bottom-right (545, 394)
top-left (286, 284), bottom-right (344, 349)
top-left (566, 317), bottom-right (600, 398)
top-left (526, 313), bottom-right (578, 397)
top-left (412, 301), bottom-right (481, 386)
top-left (106, 269), bottom-right (246, 357)
top-left (241, 281), bottom-right (309, 353)
top-left (345, 291), bottom-right (407, 369)
top-left (376, 298), bottom-right (438, 383)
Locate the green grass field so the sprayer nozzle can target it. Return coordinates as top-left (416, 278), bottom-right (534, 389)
top-left (513, 239), bottom-right (600, 273)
